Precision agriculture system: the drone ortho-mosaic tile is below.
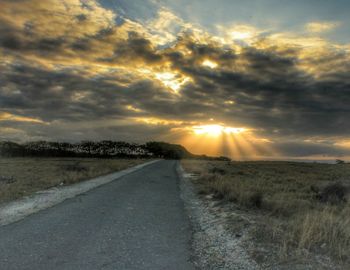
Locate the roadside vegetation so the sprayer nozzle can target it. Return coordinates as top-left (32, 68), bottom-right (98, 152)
top-left (0, 158), bottom-right (146, 203)
top-left (182, 160), bottom-right (350, 266)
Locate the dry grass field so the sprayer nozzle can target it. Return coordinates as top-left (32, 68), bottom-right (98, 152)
top-left (182, 160), bottom-right (350, 264)
top-left (0, 158), bottom-right (147, 204)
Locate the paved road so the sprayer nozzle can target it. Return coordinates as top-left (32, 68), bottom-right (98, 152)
top-left (0, 160), bottom-right (194, 270)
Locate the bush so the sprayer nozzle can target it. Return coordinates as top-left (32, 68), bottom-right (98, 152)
top-left (247, 192), bottom-right (263, 208)
top-left (0, 176), bottom-right (16, 184)
top-left (317, 182), bottom-right (347, 205)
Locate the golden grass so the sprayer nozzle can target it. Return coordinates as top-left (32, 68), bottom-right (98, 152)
top-left (182, 160), bottom-right (350, 262)
top-left (0, 158), bottom-right (148, 203)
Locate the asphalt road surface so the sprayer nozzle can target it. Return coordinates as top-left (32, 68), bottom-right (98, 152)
top-left (0, 160), bottom-right (194, 270)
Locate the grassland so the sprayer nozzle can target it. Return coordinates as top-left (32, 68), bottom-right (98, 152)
top-left (0, 158), bottom-right (147, 204)
top-left (182, 160), bottom-right (350, 265)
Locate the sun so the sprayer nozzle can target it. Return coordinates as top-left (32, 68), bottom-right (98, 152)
top-left (179, 123), bottom-right (275, 160)
top-left (193, 124), bottom-right (246, 137)
top-left (202, 59), bottom-right (218, 69)
top-left (231, 31), bottom-right (253, 40)
top-left (193, 125), bottom-right (223, 136)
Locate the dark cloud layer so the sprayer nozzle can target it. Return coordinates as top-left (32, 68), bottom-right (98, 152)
top-left (0, 0), bottom-right (349, 159)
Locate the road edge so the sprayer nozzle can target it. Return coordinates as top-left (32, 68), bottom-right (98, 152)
top-left (176, 162), bottom-right (200, 270)
top-left (0, 159), bottom-right (160, 226)
top-left (177, 162), bottom-right (260, 270)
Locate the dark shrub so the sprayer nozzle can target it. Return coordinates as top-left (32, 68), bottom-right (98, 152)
top-left (317, 182), bottom-right (347, 204)
top-left (247, 192), bottom-right (263, 208)
top-left (209, 167), bottom-right (226, 175)
top-left (310, 185), bottom-right (319, 194)
top-left (0, 176), bottom-right (16, 184)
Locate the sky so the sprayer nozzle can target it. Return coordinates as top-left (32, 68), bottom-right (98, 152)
top-left (0, 0), bottom-right (350, 160)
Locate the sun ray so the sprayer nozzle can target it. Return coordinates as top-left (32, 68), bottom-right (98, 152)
top-left (220, 132), bottom-right (238, 158)
top-left (229, 133), bottom-right (244, 160)
top-left (233, 133), bottom-right (259, 159)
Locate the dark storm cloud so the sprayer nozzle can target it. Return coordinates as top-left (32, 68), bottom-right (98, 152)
top-left (0, 64), bottom-right (165, 122)
top-left (70, 39), bottom-right (91, 51)
top-left (99, 31), bottom-right (163, 64)
top-left (1, 0), bottom-right (350, 158)
top-left (0, 20), bottom-right (22, 50)
top-left (3, 31), bottom-right (349, 141)
top-left (162, 37), bottom-right (350, 138)
top-left (0, 18), bottom-right (66, 54)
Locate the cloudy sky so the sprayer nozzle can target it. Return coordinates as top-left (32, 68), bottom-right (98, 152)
top-left (1, 0), bottom-right (350, 160)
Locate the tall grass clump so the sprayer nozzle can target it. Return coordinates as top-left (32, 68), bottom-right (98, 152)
top-left (284, 206), bottom-right (350, 259)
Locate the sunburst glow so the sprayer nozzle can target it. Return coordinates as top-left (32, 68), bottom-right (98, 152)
top-left (231, 31), bottom-right (253, 40)
top-left (202, 60), bottom-right (218, 69)
top-left (193, 124), bottom-right (246, 137)
top-left (177, 124), bottom-right (276, 160)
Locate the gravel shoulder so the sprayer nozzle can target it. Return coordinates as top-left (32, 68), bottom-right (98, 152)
top-left (177, 164), bottom-right (259, 270)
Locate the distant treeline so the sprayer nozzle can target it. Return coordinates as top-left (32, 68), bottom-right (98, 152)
top-left (0, 140), bottom-right (230, 161)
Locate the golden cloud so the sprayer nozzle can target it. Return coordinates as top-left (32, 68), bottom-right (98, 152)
top-left (0, 112), bottom-right (45, 124)
top-left (306, 21), bottom-right (340, 33)
top-left (0, 0), bottom-right (116, 38)
top-left (217, 24), bottom-right (265, 45)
